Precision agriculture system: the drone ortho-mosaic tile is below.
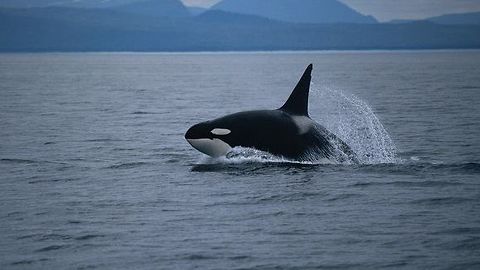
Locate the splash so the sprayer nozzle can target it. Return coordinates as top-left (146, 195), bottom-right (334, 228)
top-left (310, 82), bottom-right (397, 164)
top-left (201, 147), bottom-right (335, 165)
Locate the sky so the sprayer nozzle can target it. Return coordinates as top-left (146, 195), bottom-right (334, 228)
top-left (181, 0), bottom-right (480, 22)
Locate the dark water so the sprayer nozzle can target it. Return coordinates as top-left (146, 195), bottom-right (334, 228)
top-left (1, 51), bottom-right (479, 269)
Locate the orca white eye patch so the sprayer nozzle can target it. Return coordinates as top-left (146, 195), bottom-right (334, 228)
top-left (211, 128), bottom-right (231, 136)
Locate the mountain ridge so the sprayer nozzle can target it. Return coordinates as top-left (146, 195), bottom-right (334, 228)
top-left (1, 7), bottom-right (480, 52)
top-left (211, 0), bottom-right (377, 24)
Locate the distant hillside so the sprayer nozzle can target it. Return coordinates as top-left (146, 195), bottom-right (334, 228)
top-left (188, 6), bottom-right (207, 16)
top-left (0, 6), bottom-right (193, 35)
top-left (0, 0), bottom-right (59, 8)
top-left (387, 19), bottom-right (413, 24)
top-left (196, 10), bottom-right (278, 25)
top-left (0, 0), bottom-right (140, 8)
top-left (112, 0), bottom-right (190, 18)
top-left (389, 12), bottom-right (480, 25)
top-left (1, 7), bottom-right (480, 52)
top-left (427, 12), bottom-right (480, 25)
top-left (0, 0), bottom-right (190, 17)
top-left (212, 0), bottom-right (377, 24)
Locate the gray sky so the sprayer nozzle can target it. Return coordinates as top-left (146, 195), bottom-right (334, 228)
top-left (181, 0), bottom-right (480, 22)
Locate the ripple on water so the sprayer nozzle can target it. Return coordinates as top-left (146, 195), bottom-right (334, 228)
top-left (28, 177), bottom-right (81, 184)
top-left (351, 180), bottom-right (462, 188)
top-left (182, 254), bottom-right (217, 261)
top-left (11, 258), bottom-right (49, 266)
top-left (411, 197), bottom-right (474, 206)
top-left (74, 234), bottom-right (105, 241)
top-left (252, 191), bottom-right (324, 203)
top-left (35, 244), bottom-right (69, 253)
top-left (324, 193), bottom-right (363, 202)
top-left (17, 233), bottom-right (71, 241)
top-left (106, 161), bottom-right (151, 169)
top-left (443, 236), bottom-right (480, 251)
top-left (0, 158), bottom-right (38, 164)
top-left (448, 162), bottom-right (480, 173)
top-left (432, 227), bottom-right (480, 235)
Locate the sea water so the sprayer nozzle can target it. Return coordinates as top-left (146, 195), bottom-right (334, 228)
top-left (1, 51), bottom-right (479, 269)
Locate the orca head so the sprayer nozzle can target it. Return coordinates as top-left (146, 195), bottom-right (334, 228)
top-left (185, 121), bottom-right (233, 157)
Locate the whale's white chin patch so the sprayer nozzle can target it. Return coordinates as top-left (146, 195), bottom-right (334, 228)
top-left (187, 138), bottom-right (232, 157)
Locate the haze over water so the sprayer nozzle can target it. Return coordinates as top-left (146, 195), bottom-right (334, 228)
top-left (1, 51), bottom-right (479, 269)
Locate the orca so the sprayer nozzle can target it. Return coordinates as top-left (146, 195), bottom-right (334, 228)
top-left (185, 64), bottom-right (357, 162)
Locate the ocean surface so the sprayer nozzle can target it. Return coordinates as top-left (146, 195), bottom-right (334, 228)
top-left (0, 51), bottom-right (479, 269)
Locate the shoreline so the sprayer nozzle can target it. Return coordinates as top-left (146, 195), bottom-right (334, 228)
top-left (1, 48), bottom-right (480, 55)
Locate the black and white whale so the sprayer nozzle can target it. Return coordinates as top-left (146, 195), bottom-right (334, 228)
top-left (185, 64), bottom-right (357, 162)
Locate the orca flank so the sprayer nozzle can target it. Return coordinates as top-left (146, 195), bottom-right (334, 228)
top-left (185, 64), bottom-right (357, 162)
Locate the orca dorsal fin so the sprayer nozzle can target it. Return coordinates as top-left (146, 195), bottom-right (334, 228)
top-left (279, 64), bottom-right (312, 116)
